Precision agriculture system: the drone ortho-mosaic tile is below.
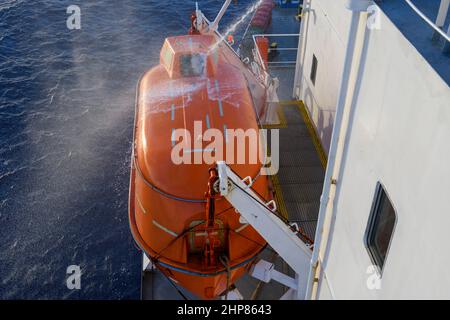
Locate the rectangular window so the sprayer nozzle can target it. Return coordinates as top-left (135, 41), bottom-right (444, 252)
top-left (365, 183), bottom-right (397, 274)
top-left (310, 54), bottom-right (318, 85)
top-left (161, 43), bottom-right (174, 72)
top-left (180, 53), bottom-right (206, 77)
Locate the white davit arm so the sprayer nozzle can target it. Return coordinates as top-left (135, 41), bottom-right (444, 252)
top-left (209, 0), bottom-right (233, 32)
top-left (216, 161), bottom-right (312, 299)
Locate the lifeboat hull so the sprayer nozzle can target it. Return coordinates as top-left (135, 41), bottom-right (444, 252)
top-left (129, 164), bottom-right (265, 299)
top-left (129, 34), bottom-right (271, 299)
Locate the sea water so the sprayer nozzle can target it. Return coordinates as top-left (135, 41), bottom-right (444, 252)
top-left (0, 0), bottom-right (257, 299)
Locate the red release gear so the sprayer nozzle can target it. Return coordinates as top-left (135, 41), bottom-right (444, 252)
top-left (189, 12), bottom-right (200, 35)
top-left (204, 168), bottom-right (222, 266)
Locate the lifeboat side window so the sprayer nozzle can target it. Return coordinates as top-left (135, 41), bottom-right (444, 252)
top-left (364, 183), bottom-right (397, 275)
top-left (161, 44), bottom-right (174, 72)
top-left (180, 53), bottom-right (206, 77)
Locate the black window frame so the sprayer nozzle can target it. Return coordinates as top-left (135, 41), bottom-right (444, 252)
top-left (310, 54), bottom-right (318, 85)
top-left (364, 183), bottom-right (397, 276)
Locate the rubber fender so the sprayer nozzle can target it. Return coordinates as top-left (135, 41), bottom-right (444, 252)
top-left (262, 0), bottom-right (276, 8)
top-left (251, 16), bottom-right (269, 29)
top-left (256, 7), bottom-right (272, 17)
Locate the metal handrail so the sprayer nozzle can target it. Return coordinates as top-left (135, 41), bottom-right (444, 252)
top-left (252, 33), bottom-right (300, 71)
top-left (404, 0), bottom-right (450, 42)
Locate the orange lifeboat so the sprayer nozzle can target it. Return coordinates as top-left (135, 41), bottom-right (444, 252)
top-left (129, 34), bottom-right (271, 299)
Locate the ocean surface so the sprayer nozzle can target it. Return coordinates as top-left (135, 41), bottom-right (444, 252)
top-left (0, 0), bottom-right (255, 299)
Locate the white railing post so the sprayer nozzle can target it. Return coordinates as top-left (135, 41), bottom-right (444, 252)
top-left (444, 24), bottom-right (450, 52)
top-left (433, 0), bottom-right (450, 41)
top-left (404, 0), bottom-right (450, 42)
top-left (435, 0), bottom-right (449, 28)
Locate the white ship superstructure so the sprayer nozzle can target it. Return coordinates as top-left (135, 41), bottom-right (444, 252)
top-left (293, 0), bottom-right (450, 299)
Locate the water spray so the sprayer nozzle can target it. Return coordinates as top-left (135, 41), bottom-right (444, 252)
top-left (207, 0), bottom-right (264, 53)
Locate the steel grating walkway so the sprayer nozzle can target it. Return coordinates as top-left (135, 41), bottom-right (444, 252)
top-left (272, 103), bottom-right (325, 241)
top-left (262, 6), bottom-right (325, 241)
top-left (233, 101), bottom-right (326, 300)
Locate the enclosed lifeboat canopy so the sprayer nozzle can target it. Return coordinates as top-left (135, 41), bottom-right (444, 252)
top-left (129, 34), bottom-right (271, 299)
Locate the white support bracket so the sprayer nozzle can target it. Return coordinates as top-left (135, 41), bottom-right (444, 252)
top-left (263, 78), bottom-right (281, 126)
top-left (250, 260), bottom-right (298, 290)
top-left (216, 161), bottom-right (312, 299)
